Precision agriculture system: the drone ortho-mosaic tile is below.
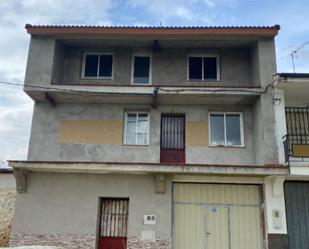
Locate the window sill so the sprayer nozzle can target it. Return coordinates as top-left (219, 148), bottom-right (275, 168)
top-left (131, 82), bottom-right (152, 85)
top-left (81, 77), bottom-right (113, 80)
top-left (209, 144), bottom-right (246, 148)
top-left (187, 79), bottom-right (220, 82)
top-left (122, 144), bottom-right (150, 147)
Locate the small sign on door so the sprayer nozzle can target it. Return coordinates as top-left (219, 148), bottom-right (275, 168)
top-left (211, 208), bottom-right (218, 214)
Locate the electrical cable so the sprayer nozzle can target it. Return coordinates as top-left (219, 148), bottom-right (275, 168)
top-left (0, 80), bottom-right (275, 96)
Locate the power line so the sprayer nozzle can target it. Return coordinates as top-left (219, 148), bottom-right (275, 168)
top-left (0, 80), bottom-right (273, 96)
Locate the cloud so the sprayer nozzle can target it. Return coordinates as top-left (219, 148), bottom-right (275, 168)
top-left (127, 0), bottom-right (214, 24)
top-left (204, 0), bottom-right (215, 7)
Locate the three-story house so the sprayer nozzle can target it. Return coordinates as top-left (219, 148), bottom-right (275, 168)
top-left (9, 24), bottom-right (288, 249)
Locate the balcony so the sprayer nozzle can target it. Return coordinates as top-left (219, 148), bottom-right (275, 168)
top-left (283, 107), bottom-right (309, 164)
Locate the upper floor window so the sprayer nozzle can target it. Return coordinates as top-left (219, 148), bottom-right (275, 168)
top-left (209, 112), bottom-right (244, 147)
top-left (188, 54), bottom-right (220, 81)
top-left (131, 54), bottom-right (151, 84)
top-left (124, 112), bottom-right (150, 145)
top-left (82, 53), bottom-right (113, 79)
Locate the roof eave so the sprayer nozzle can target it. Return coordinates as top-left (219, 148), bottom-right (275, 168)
top-left (25, 24), bottom-right (280, 37)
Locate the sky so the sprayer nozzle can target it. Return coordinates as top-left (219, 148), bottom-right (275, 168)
top-left (0, 0), bottom-right (309, 167)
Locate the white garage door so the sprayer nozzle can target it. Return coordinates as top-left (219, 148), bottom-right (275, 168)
top-left (173, 183), bottom-right (263, 249)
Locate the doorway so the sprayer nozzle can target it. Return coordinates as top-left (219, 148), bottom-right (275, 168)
top-left (160, 114), bottom-right (185, 164)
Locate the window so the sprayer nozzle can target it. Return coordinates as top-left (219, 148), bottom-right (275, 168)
top-left (82, 53), bottom-right (113, 78)
top-left (124, 112), bottom-right (149, 145)
top-left (131, 54), bottom-right (151, 84)
top-left (209, 112), bottom-right (244, 146)
top-left (188, 55), bottom-right (219, 81)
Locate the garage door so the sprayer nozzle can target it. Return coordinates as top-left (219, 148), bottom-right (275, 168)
top-left (173, 183), bottom-right (263, 249)
top-left (285, 181), bottom-right (309, 249)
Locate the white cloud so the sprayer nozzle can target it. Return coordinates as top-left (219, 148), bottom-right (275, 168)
top-left (175, 6), bottom-right (195, 20)
top-left (0, 0), bottom-right (113, 163)
top-left (204, 0), bottom-right (215, 7)
top-left (128, 0), bottom-right (214, 24)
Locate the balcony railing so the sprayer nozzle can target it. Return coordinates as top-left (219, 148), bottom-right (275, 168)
top-left (284, 107), bottom-right (309, 163)
top-left (283, 134), bottom-right (309, 163)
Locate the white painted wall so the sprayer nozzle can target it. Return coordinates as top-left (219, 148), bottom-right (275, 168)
top-left (274, 88), bottom-right (287, 165)
top-left (264, 176), bottom-right (287, 234)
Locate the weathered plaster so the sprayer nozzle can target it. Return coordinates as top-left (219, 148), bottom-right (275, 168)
top-left (28, 103), bottom-right (258, 165)
top-left (12, 173), bottom-right (172, 237)
top-left (58, 120), bottom-right (123, 144)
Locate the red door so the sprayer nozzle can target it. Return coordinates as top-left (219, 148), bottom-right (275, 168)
top-left (160, 114), bottom-right (185, 164)
top-left (98, 198), bottom-right (129, 249)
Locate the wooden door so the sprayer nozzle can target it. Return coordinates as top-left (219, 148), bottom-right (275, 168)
top-left (98, 198), bottom-right (129, 249)
top-left (160, 114), bottom-right (185, 164)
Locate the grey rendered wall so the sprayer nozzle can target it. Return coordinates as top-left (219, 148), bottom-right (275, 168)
top-left (12, 172), bottom-right (171, 237)
top-left (24, 37), bottom-right (56, 90)
top-left (52, 45), bottom-right (252, 86)
top-left (27, 102), bottom-right (256, 165)
top-left (252, 38), bottom-right (279, 164)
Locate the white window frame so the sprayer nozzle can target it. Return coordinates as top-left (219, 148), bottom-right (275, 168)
top-left (81, 52), bottom-right (114, 79)
top-left (208, 111), bottom-right (244, 147)
top-left (123, 112), bottom-right (150, 145)
top-left (187, 54), bottom-right (220, 81)
top-left (131, 53), bottom-right (152, 85)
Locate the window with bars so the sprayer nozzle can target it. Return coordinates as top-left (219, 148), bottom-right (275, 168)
top-left (100, 198), bottom-right (129, 238)
top-left (285, 107), bottom-right (309, 144)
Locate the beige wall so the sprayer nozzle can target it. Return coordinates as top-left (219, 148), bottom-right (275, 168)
top-left (58, 120), bottom-right (123, 145)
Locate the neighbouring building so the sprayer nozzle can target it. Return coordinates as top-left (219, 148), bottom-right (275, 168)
top-left (274, 73), bottom-right (309, 249)
top-left (0, 168), bottom-right (16, 247)
top-left (9, 24), bottom-right (290, 249)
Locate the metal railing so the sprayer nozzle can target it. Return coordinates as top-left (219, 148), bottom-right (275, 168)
top-left (283, 134), bottom-right (309, 163)
top-left (284, 107), bottom-right (309, 163)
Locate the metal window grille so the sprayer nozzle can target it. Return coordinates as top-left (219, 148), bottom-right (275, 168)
top-left (285, 107), bottom-right (309, 144)
top-left (100, 198), bottom-right (129, 237)
top-left (161, 115), bottom-right (185, 150)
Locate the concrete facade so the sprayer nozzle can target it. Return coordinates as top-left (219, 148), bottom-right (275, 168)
top-left (11, 25), bottom-right (285, 249)
top-left (28, 102), bottom-right (256, 165)
top-left (54, 45), bottom-right (252, 86)
top-left (25, 37), bottom-right (272, 89)
top-left (12, 172), bottom-right (171, 248)
top-left (272, 74), bottom-right (309, 249)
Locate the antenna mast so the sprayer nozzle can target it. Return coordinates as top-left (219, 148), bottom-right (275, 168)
top-left (290, 41), bottom-right (309, 73)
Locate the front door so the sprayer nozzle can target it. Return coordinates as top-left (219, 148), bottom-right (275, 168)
top-left (160, 114), bottom-right (185, 164)
top-left (98, 198), bottom-right (129, 249)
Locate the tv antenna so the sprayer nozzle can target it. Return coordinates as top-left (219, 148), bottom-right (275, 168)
top-left (290, 41), bottom-right (309, 73)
